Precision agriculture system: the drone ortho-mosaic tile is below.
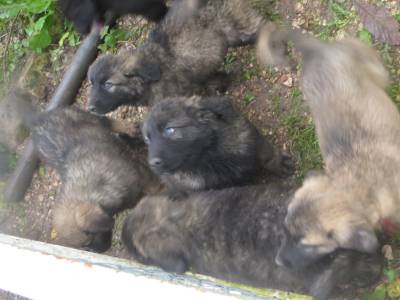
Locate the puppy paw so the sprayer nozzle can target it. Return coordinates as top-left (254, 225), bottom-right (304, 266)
top-left (265, 153), bottom-right (295, 177)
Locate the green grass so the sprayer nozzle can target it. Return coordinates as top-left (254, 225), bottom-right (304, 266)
top-left (316, 1), bottom-right (356, 40)
top-left (388, 82), bottom-right (400, 105)
top-left (280, 88), bottom-right (323, 179)
top-left (191, 273), bottom-right (311, 300)
top-left (243, 90), bottom-right (256, 105)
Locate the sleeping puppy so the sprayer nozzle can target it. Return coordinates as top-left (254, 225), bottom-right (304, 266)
top-left (58, 0), bottom-right (168, 35)
top-left (257, 24), bottom-right (399, 269)
top-left (122, 184), bottom-right (383, 300)
top-left (87, 0), bottom-right (265, 114)
top-left (142, 96), bottom-right (293, 199)
top-left (31, 107), bottom-right (158, 252)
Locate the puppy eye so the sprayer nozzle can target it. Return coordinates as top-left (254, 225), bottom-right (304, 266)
top-left (163, 127), bottom-right (176, 137)
top-left (102, 81), bottom-right (114, 90)
top-left (327, 231), bottom-right (334, 239)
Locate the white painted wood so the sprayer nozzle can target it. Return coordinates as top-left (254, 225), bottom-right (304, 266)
top-left (0, 234), bottom-right (278, 300)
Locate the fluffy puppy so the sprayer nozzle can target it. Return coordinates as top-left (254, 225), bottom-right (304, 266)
top-left (122, 184), bottom-right (383, 300)
top-left (87, 0), bottom-right (264, 114)
top-left (141, 96), bottom-right (293, 198)
top-left (31, 107), bottom-right (158, 252)
top-left (257, 24), bottom-right (399, 268)
top-left (58, 0), bottom-right (168, 35)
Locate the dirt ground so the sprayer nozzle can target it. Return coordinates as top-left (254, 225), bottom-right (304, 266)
top-left (0, 0), bottom-right (399, 299)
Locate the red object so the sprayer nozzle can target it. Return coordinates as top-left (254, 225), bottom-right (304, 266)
top-left (381, 218), bottom-right (400, 235)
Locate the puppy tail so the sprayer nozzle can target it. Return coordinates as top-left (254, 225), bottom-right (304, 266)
top-left (257, 24), bottom-right (389, 88)
top-left (256, 23), bottom-right (323, 69)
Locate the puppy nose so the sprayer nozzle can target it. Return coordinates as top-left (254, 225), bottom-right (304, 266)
top-left (149, 157), bottom-right (163, 168)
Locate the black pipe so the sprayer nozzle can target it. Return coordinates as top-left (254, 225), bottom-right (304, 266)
top-left (4, 24), bottom-right (103, 202)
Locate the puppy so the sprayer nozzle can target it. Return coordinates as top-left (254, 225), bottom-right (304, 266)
top-left (257, 24), bottom-right (399, 268)
top-left (31, 107), bottom-right (158, 252)
top-left (88, 0), bottom-right (265, 114)
top-left (122, 184), bottom-right (383, 299)
top-left (141, 96), bottom-right (293, 198)
top-left (0, 88), bottom-right (35, 152)
top-left (58, 0), bottom-right (168, 35)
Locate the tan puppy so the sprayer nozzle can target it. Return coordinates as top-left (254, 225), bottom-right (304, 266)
top-left (257, 24), bottom-right (398, 269)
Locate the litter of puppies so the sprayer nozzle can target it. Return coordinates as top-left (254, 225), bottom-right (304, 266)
top-left (2, 0), bottom-right (400, 299)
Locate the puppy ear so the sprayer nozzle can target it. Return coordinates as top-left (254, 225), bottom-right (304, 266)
top-left (136, 63), bottom-right (161, 83)
top-left (122, 54), bottom-right (161, 83)
top-left (195, 96), bottom-right (237, 121)
top-left (342, 226), bottom-right (378, 253)
top-left (75, 203), bottom-right (114, 233)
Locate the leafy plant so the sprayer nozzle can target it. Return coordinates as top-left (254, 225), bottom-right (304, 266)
top-left (0, 0), bottom-right (62, 52)
top-left (357, 28), bottom-right (373, 45)
top-left (98, 26), bottom-right (130, 52)
top-left (0, 0), bottom-right (79, 86)
top-left (243, 91), bottom-right (256, 104)
top-left (317, 1), bottom-right (355, 40)
top-left (224, 51), bottom-right (238, 66)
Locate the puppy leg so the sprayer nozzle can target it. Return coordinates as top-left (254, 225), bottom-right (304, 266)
top-left (106, 118), bottom-right (141, 136)
top-left (260, 140), bottom-right (295, 177)
top-left (205, 71), bottom-right (231, 94)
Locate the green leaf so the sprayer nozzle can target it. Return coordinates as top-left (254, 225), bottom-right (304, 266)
top-left (244, 91), bottom-right (256, 104)
top-left (38, 166), bottom-right (46, 177)
top-left (58, 31), bottom-right (70, 47)
top-left (67, 31), bottom-right (80, 47)
top-left (361, 285), bottom-right (386, 300)
top-left (358, 29), bottom-right (373, 45)
top-left (0, 0), bottom-right (54, 18)
top-left (385, 269), bottom-right (398, 283)
top-left (27, 28), bottom-right (51, 51)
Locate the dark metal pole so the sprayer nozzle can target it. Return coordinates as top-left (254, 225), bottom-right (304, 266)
top-left (4, 24), bottom-right (102, 202)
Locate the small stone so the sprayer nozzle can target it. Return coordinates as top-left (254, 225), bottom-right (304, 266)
top-left (283, 76), bottom-right (293, 87)
top-left (382, 244), bottom-right (394, 260)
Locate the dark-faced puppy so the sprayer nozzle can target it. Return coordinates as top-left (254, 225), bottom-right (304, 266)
top-left (88, 0), bottom-right (265, 114)
top-left (31, 107), bottom-right (158, 252)
top-left (141, 96), bottom-right (293, 198)
top-left (258, 24), bottom-right (400, 268)
top-left (58, 0), bottom-right (168, 35)
top-left (122, 184), bottom-right (383, 299)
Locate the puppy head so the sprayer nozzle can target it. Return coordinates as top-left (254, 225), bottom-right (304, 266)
top-left (88, 51), bottom-right (160, 114)
top-left (276, 175), bottom-right (378, 270)
top-left (58, 0), bottom-right (98, 35)
top-left (53, 200), bottom-right (114, 252)
top-left (142, 96), bottom-right (234, 175)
